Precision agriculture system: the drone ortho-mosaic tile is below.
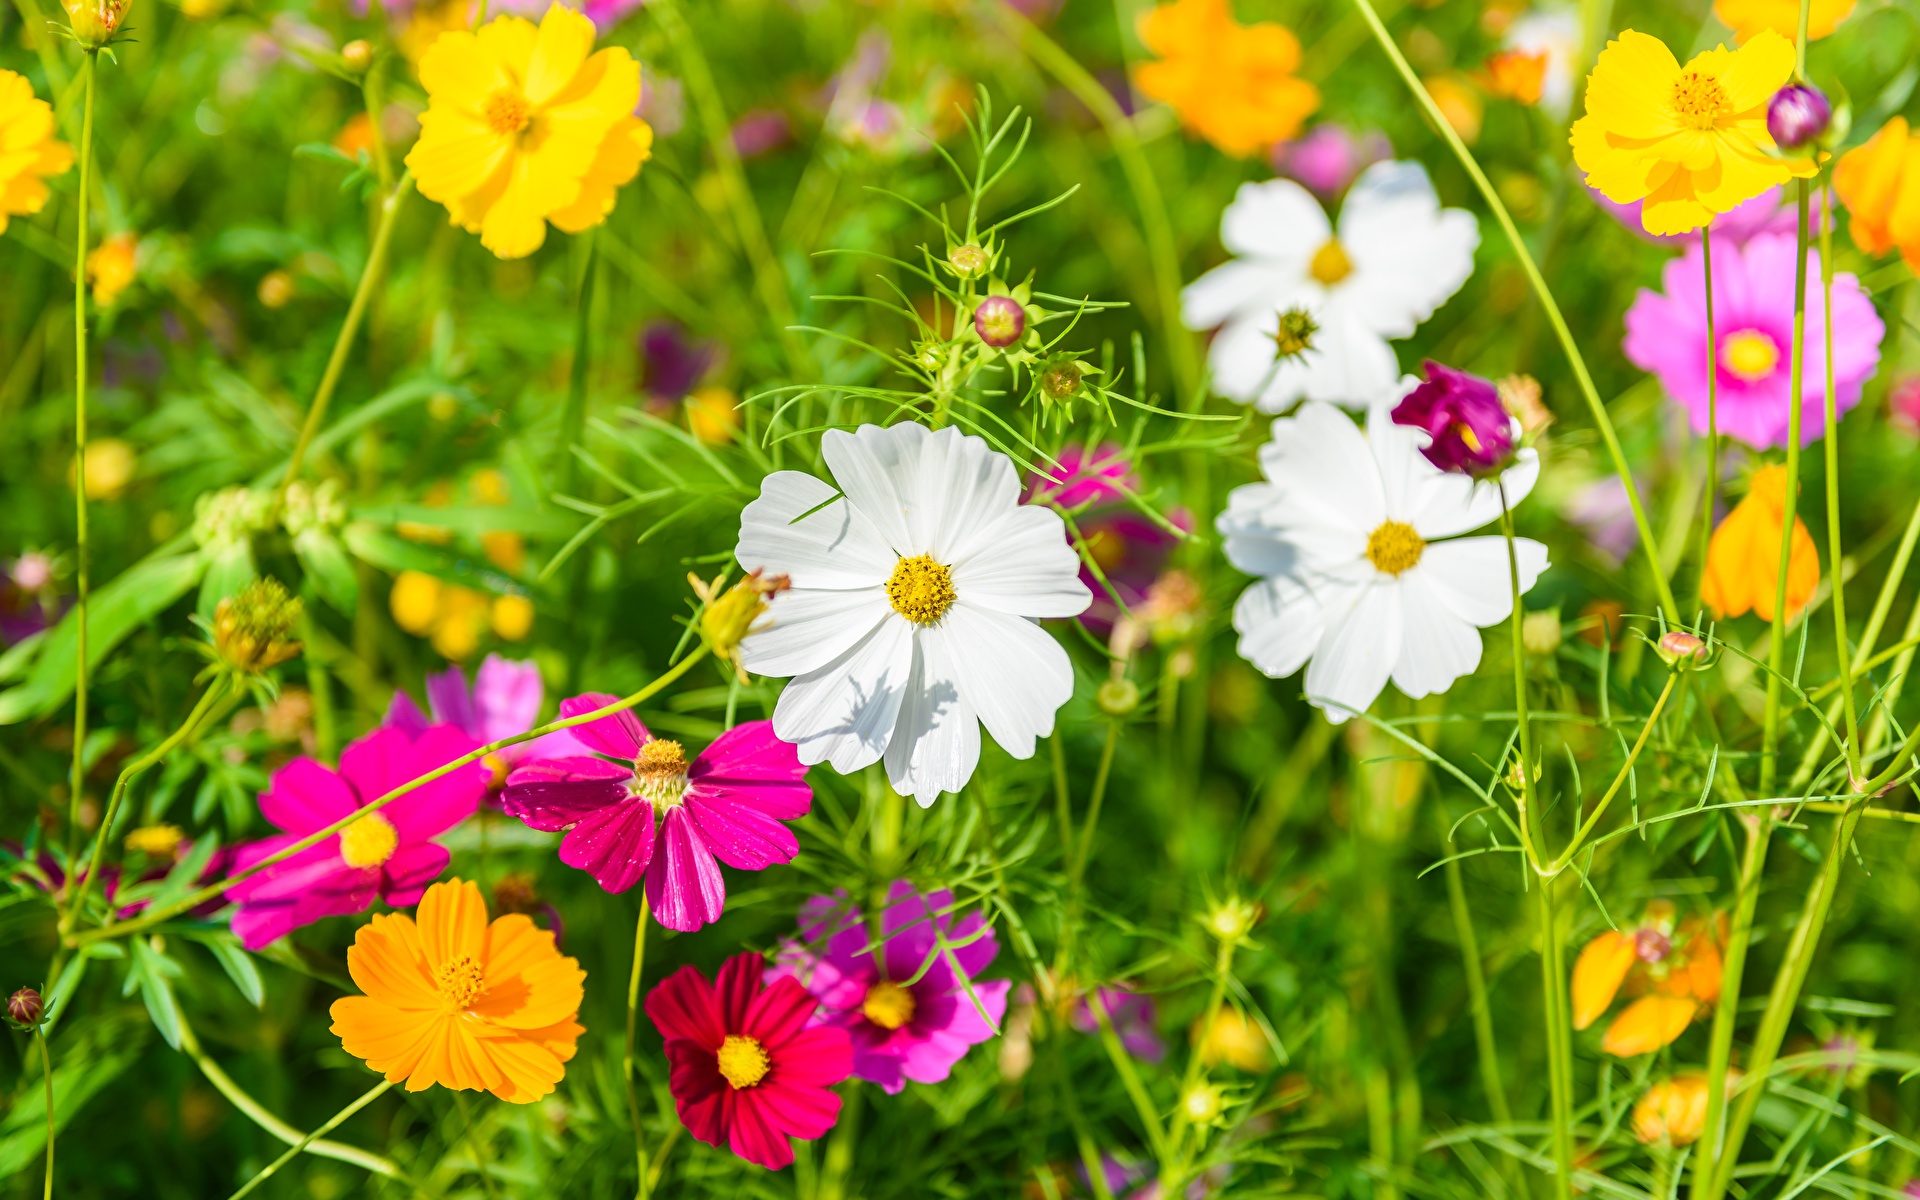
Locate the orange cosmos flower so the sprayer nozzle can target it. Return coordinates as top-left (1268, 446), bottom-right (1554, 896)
top-left (1633, 1072), bottom-right (1740, 1145)
top-left (87, 233), bottom-right (138, 307)
top-left (1482, 48), bottom-right (1548, 105)
top-left (1712, 0), bottom-right (1854, 43)
top-left (329, 877), bottom-right (585, 1102)
top-left (1702, 463), bottom-right (1820, 623)
top-left (1571, 900), bottom-right (1724, 1057)
top-left (1833, 117), bottom-right (1920, 273)
top-left (1133, 0), bottom-right (1319, 158)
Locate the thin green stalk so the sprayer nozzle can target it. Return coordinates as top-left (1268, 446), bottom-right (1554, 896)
top-left (1539, 877), bottom-right (1575, 1200)
top-left (559, 232), bottom-right (598, 490)
top-left (69, 647), bottom-right (711, 946)
top-left (1050, 736), bottom-right (1073, 850)
top-left (226, 1078), bottom-right (394, 1200)
top-left (1690, 812), bottom-right (1772, 1199)
top-left (1087, 987), bottom-right (1174, 1167)
top-left (626, 895), bottom-right (653, 1200)
top-left (1161, 936), bottom-right (1236, 1193)
top-left (1438, 808), bottom-right (1511, 1125)
top-left (64, 51), bottom-right (98, 893)
top-left (1498, 489), bottom-right (1540, 870)
top-left (1068, 721), bottom-right (1119, 888)
top-left (279, 172), bottom-right (414, 492)
top-left (1348, 0), bottom-right (1677, 621)
top-left (1760, 178), bottom-right (1814, 794)
top-left (454, 1092), bottom-right (502, 1200)
top-left (1697, 226), bottom-right (1719, 610)
top-left (38, 1029), bottom-right (52, 1200)
top-left (1555, 672), bottom-right (1678, 867)
top-left (1817, 181), bottom-right (1862, 779)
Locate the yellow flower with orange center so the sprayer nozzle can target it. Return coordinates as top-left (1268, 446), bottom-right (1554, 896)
top-left (1572, 900), bottom-right (1725, 1057)
top-left (1833, 117), bottom-right (1920, 273)
top-left (1570, 29), bottom-right (1814, 235)
top-left (88, 233), bottom-right (139, 307)
top-left (1132, 0), bottom-right (1319, 159)
top-left (1712, 0), bottom-right (1854, 43)
top-left (406, 4), bottom-right (654, 259)
top-left (1701, 463), bottom-right (1820, 623)
top-left (330, 877), bottom-right (585, 1101)
top-left (0, 70), bottom-right (75, 236)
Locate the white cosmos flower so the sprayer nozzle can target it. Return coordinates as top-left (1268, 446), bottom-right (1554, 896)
top-left (1219, 400), bottom-right (1548, 722)
top-left (735, 422), bottom-right (1091, 805)
top-left (1183, 160), bottom-right (1479, 412)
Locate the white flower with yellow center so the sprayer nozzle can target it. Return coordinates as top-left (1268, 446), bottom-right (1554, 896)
top-left (735, 422), bottom-right (1091, 805)
top-left (1219, 401), bottom-right (1548, 721)
top-left (1183, 161), bottom-right (1480, 411)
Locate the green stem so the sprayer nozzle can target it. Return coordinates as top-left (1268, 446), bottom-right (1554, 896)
top-left (1162, 936), bottom-right (1236, 1192)
top-left (69, 647), bottom-right (711, 946)
top-left (1050, 735), bottom-right (1073, 851)
top-left (1348, 0), bottom-right (1677, 621)
top-left (1539, 877), bottom-right (1575, 1200)
top-left (1068, 721), bottom-right (1119, 889)
top-left (626, 894), bottom-right (652, 1200)
top-left (279, 172), bottom-right (414, 492)
top-left (559, 232), bottom-right (598, 491)
top-left (1690, 812), bottom-right (1772, 1199)
top-left (1498, 488), bottom-right (1541, 869)
top-left (38, 1030), bottom-right (52, 1200)
top-left (65, 50), bottom-right (97, 895)
top-left (454, 1092), bottom-right (502, 1200)
top-left (225, 1078), bottom-right (394, 1200)
top-left (1438, 807), bottom-right (1512, 1125)
top-left (1817, 179), bottom-right (1862, 780)
top-left (1554, 673), bottom-right (1677, 867)
top-left (1760, 178), bottom-right (1813, 795)
top-left (1087, 987), bottom-right (1173, 1166)
top-left (1697, 226), bottom-right (1719, 612)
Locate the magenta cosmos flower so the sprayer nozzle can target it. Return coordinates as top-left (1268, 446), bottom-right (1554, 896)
top-left (1624, 232), bottom-right (1884, 449)
top-left (1023, 445), bottom-right (1191, 635)
top-left (499, 695), bottom-right (810, 931)
top-left (227, 723), bottom-right (487, 949)
top-left (769, 882), bottom-right (1009, 1094)
top-left (646, 953), bottom-right (854, 1170)
top-left (1391, 361), bottom-right (1516, 476)
top-left (386, 654), bottom-right (584, 789)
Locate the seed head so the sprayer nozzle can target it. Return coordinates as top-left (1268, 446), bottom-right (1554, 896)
top-left (63, 0), bottom-right (130, 48)
top-left (948, 243), bottom-right (989, 278)
top-left (1041, 360), bottom-right (1083, 402)
top-left (212, 578), bottom-right (304, 675)
top-left (1272, 307), bottom-right (1318, 359)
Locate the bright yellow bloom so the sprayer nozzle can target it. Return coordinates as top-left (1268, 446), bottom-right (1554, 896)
top-left (1702, 464), bottom-right (1819, 623)
top-left (0, 70), bottom-right (75, 237)
top-left (88, 233), bottom-right (138, 307)
top-left (71, 439), bottom-right (136, 500)
top-left (331, 878), bottom-right (585, 1102)
top-left (490, 593), bottom-right (534, 641)
top-left (1571, 30), bottom-right (1814, 235)
top-left (407, 4), bottom-right (654, 259)
top-left (1834, 117), bottom-right (1920, 273)
top-left (1713, 0), bottom-right (1854, 43)
top-left (686, 385), bottom-right (740, 446)
top-left (1132, 0), bottom-right (1319, 159)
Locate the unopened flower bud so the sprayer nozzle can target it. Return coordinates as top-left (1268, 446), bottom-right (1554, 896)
top-left (1655, 630), bottom-right (1709, 669)
top-left (7, 987), bottom-right (43, 1028)
top-left (212, 577), bottom-right (303, 674)
top-left (948, 243), bottom-right (989, 278)
top-left (1180, 1082), bottom-right (1227, 1125)
top-left (1203, 896), bottom-right (1260, 942)
top-left (64, 0), bottom-right (130, 48)
top-left (341, 39), bottom-right (373, 72)
top-left (1096, 677), bottom-right (1139, 716)
top-left (691, 569), bottom-right (790, 682)
top-left (1392, 360), bottom-right (1516, 477)
top-left (1041, 360), bottom-right (1082, 402)
top-left (973, 295), bottom-right (1026, 348)
top-left (1272, 307), bottom-right (1318, 360)
top-left (1521, 610), bottom-right (1562, 657)
top-left (1767, 84), bottom-right (1830, 150)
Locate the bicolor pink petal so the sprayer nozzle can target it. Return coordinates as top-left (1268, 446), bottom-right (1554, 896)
top-left (557, 801), bottom-right (655, 894)
top-left (558, 692), bottom-right (649, 758)
top-left (646, 964), bottom-right (727, 1047)
top-left (381, 841), bottom-right (451, 905)
top-left (647, 809), bottom-right (728, 932)
top-left (684, 791), bottom-right (801, 870)
top-left (501, 757), bottom-right (629, 830)
top-left (258, 758), bottom-right (360, 835)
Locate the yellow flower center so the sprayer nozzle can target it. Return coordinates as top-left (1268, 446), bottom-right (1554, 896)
top-left (1720, 329), bottom-right (1780, 382)
top-left (1309, 239), bottom-right (1353, 286)
top-left (716, 1034), bottom-right (770, 1089)
top-left (434, 954), bottom-right (486, 1010)
top-left (338, 813), bottom-right (399, 869)
top-left (887, 554), bottom-right (957, 625)
top-left (1670, 70), bottom-right (1729, 130)
top-left (630, 739), bottom-right (690, 811)
top-left (483, 752), bottom-right (510, 790)
top-left (482, 87), bottom-right (533, 136)
top-left (1365, 520), bottom-right (1425, 576)
top-left (862, 980), bottom-right (917, 1030)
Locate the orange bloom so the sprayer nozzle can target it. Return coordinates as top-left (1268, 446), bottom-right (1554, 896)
top-left (334, 112), bottom-right (378, 160)
top-left (1702, 464), bottom-right (1820, 623)
top-left (330, 877), bottom-right (585, 1102)
top-left (1482, 49), bottom-right (1547, 105)
top-left (1133, 0), bottom-right (1319, 158)
top-left (1571, 900), bottom-right (1724, 1057)
top-left (87, 232), bottom-right (138, 307)
top-left (1634, 1073), bottom-right (1716, 1145)
top-left (1712, 0), bottom-right (1854, 43)
top-left (1833, 117), bottom-right (1920, 273)
top-left (1425, 74), bottom-right (1484, 144)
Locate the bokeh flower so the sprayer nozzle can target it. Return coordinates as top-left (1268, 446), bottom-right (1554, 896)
top-left (385, 654), bottom-right (585, 789)
top-left (1070, 987), bottom-right (1167, 1063)
top-left (87, 234), bottom-right (139, 307)
top-left (330, 878), bottom-right (585, 1101)
top-left (1713, 0), bottom-right (1853, 43)
top-left (1702, 463), bottom-right (1820, 623)
top-left (1132, 0), bottom-right (1319, 158)
top-left (1503, 7), bottom-right (1580, 114)
top-left (1633, 1073), bottom-right (1739, 1145)
top-left (770, 883), bottom-right (1009, 1094)
top-left (227, 723), bottom-right (487, 949)
top-left (1571, 30), bottom-right (1814, 235)
top-left (1623, 233), bottom-right (1882, 449)
top-left (1833, 116), bottom-right (1920, 273)
top-left (1589, 183), bottom-right (1799, 247)
top-left (646, 953), bottom-right (854, 1170)
top-left (734, 422), bottom-right (1091, 805)
top-left (407, 4), bottom-right (654, 258)
top-left (1572, 900), bottom-right (1724, 1056)
top-left (1183, 161), bottom-right (1479, 411)
top-left (1219, 401), bottom-right (1547, 723)
top-left (1390, 361), bottom-right (1517, 477)
top-left (500, 697), bottom-right (810, 931)
top-left (1269, 124), bottom-right (1391, 199)
top-left (639, 320), bottom-right (717, 402)
top-left (1482, 49), bottom-right (1548, 105)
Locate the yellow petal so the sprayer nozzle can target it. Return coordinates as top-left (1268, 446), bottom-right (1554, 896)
top-left (1571, 931), bottom-right (1636, 1030)
top-left (1602, 995), bottom-right (1699, 1056)
top-left (549, 117), bottom-right (652, 233)
top-left (524, 3), bottom-right (597, 107)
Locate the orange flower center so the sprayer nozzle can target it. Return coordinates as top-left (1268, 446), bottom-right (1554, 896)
top-left (1309, 238), bottom-right (1353, 286)
top-left (716, 1034), bottom-right (770, 1089)
top-left (483, 752), bottom-right (510, 790)
top-left (1365, 520), bottom-right (1425, 576)
top-left (887, 554), bottom-right (957, 625)
top-left (339, 813), bottom-right (399, 869)
top-left (630, 739), bottom-right (690, 811)
top-left (1670, 71), bottom-right (1729, 130)
top-left (483, 87), bottom-right (533, 136)
top-left (1720, 329), bottom-right (1779, 382)
top-left (862, 980), bottom-right (916, 1030)
top-left (435, 954), bottom-right (486, 1010)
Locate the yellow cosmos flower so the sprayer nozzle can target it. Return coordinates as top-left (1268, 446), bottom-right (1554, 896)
top-left (87, 233), bottom-right (139, 307)
top-left (1713, 0), bottom-right (1854, 43)
top-left (0, 70), bottom-right (75, 237)
top-left (1571, 29), bottom-right (1814, 235)
top-left (1132, 0), bottom-right (1319, 159)
top-left (1834, 117), bottom-right (1920, 273)
top-left (407, 4), bottom-right (654, 259)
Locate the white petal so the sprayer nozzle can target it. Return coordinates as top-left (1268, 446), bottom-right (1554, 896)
top-left (771, 613), bottom-right (913, 774)
top-left (1366, 393), bottom-right (1448, 523)
top-left (1232, 575), bottom-right (1323, 680)
top-left (914, 424), bottom-right (1023, 564)
top-left (1298, 297), bottom-right (1404, 408)
top-left (1182, 260), bottom-right (1298, 331)
top-left (884, 627), bottom-right (980, 807)
top-left (950, 505), bottom-right (1091, 619)
top-left (1410, 447), bottom-right (1541, 539)
top-left (939, 602), bottom-right (1074, 761)
top-left (1255, 402), bottom-right (1385, 541)
top-left (1207, 313), bottom-right (1295, 405)
top-left (1303, 578), bottom-right (1402, 723)
top-left (736, 470), bottom-right (894, 589)
top-left (820, 422), bottom-right (929, 554)
top-left (739, 588), bottom-right (889, 678)
top-left (1218, 521), bottom-right (1302, 580)
top-left (1219, 177), bottom-right (1333, 261)
top-left (1412, 536), bottom-right (1549, 627)
top-left (1390, 573), bottom-right (1485, 699)
top-left (1339, 162), bottom-right (1480, 337)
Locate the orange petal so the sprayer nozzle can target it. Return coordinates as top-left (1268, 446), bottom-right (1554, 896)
top-left (1602, 995), bottom-right (1699, 1056)
top-left (1571, 931), bottom-right (1636, 1030)
top-left (346, 911), bottom-right (438, 1009)
top-left (418, 877), bottom-right (489, 968)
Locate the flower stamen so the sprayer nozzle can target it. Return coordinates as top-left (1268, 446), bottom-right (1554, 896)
top-left (630, 739), bottom-right (690, 811)
top-left (482, 87), bottom-right (533, 136)
top-left (716, 1034), bottom-right (770, 1089)
top-left (434, 954), bottom-right (486, 1010)
top-left (1670, 70), bottom-right (1729, 130)
top-left (1365, 521), bottom-right (1425, 576)
top-left (861, 980), bottom-right (916, 1031)
top-left (1719, 329), bottom-right (1779, 382)
top-left (339, 813), bottom-right (399, 869)
top-left (1308, 238), bottom-right (1353, 286)
top-left (887, 555), bottom-right (957, 625)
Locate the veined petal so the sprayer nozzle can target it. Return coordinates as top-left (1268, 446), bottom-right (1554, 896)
top-left (771, 613), bottom-right (914, 774)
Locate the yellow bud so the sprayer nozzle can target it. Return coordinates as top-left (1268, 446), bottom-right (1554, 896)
top-left (212, 578), bottom-right (303, 674)
top-left (689, 569), bottom-right (789, 681)
top-left (341, 39), bottom-right (373, 71)
top-left (64, 0), bottom-right (131, 49)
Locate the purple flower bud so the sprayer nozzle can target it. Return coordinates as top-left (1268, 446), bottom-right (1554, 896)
top-left (7, 987), bottom-right (42, 1027)
top-left (1656, 630), bottom-right (1709, 669)
top-left (973, 296), bottom-right (1026, 348)
top-left (1767, 84), bottom-right (1830, 150)
top-left (1390, 361), bottom-right (1515, 476)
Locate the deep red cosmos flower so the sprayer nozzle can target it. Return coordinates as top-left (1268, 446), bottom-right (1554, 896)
top-left (645, 953), bottom-right (853, 1170)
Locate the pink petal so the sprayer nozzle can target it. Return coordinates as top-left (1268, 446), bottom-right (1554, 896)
top-left (712, 953), bottom-right (764, 1032)
top-left (226, 839), bottom-right (343, 904)
top-left (692, 720), bottom-right (808, 791)
top-left (231, 901), bottom-right (301, 949)
top-left (501, 758), bottom-right (629, 831)
top-left (424, 663), bottom-right (475, 733)
top-left (758, 1078), bottom-right (846, 1138)
top-left (647, 965), bottom-right (726, 1047)
top-left (381, 841), bottom-right (450, 906)
top-left (558, 801), bottom-right (655, 894)
top-left (769, 1024), bottom-right (855, 1090)
top-left (646, 810), bottom-right (727, 932)
top-left (473, 654), bottom-right (545, 744)
top-left (559, 692), bottom-right (648, 759)
top-left (729, 1089), bottom-right (794, 1170)
top-left (745, 975), bottom-right (819, 1046)
top-left (363, 725), bottom-right (487, 843)
top-left (382, 690), bottom-right (431, 739)
top-left (684, 790), bottom-right (800, 871)
top-left (661, 1038), bottom-right (729, 1146)
top-left (258, 759), bottom-right (359, 836)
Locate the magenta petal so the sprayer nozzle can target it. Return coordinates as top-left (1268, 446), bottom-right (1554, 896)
top-left (383, 690), bottom-right (431, 739)
top-left (728, 1089), bottom-right (793, 1170)
top-left (684, 790), bottom-right (801, 871)
top-left (771, 1024), bottom-right (856, 1091)
top-left (367, 725), bottom-right (487, 843)
top-left (559, 692), bottom-right (649, 758)
top-left (231, 900), bottom-right (301, 950)
top-left (226, 839), bottom-right (340, 904)
top-left (381, 841), bottom-right (450, 906)
top-left (558, 801), bottom-right (655, 894)
top-left (472, 655), bottom-right (544, 744)
top-left (258, 759), bottom-right (359, 836)
top-left (424, 663), bottom-right (475, 734)
top-left (646, 809), bottom-right (726, 932)
top-left (693, 720), bottom-right (807, 782)
top-left (502, 760), bottom-right (630, 831)
top-left (759, 1077), bottom-right (848, 1138)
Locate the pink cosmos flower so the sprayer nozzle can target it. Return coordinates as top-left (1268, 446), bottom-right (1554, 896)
top-left (499, 695), bottom-right (810, 931)
top-left (1623, 232), bottom-right (1884, 449)
top-left (227, 723), bottom-right (487, 949)
top-left (768, 882), bottom-right (1009, 1094)
top-left (1026, 442), bottom-right (1138, 509)
top-left (1071, 986), bottom-right (1167, 1063)
top-left (385, 654), bottom-right (584, 788)
top-left (1589, 184), bottom-right (1802, 246)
